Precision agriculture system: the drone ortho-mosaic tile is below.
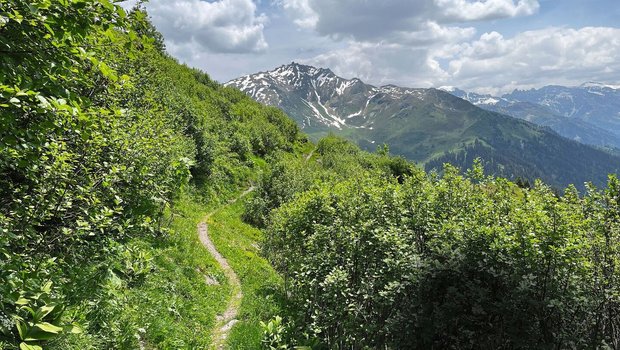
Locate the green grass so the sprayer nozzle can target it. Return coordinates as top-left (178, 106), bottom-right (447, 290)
top-left (111, 192), bottom-right (235, 349)
top-left (125, 194), bottom-right (231, 349)
top-left (49, 191), bottom-right (234, 349)
top-left (207, 197), bottom-right (286, 349)
top-left (47, 178), bottom-right (286, 349)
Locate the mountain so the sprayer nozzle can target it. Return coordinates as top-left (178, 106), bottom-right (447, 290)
top-left (226, 63), bottom-right (620, 189)
top-left (226, 63), bottom-right (372, 132)
top-left (505, 83), bottom-right (620, 135)
top-left (444, 86), bottom-right (620, 149)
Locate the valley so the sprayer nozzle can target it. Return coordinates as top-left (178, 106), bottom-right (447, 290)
top-left (445, 84), bottom-right (620, 149)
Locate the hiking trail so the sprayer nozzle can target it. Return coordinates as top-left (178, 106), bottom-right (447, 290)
top-left (198, 186), bottom-right (254, 349)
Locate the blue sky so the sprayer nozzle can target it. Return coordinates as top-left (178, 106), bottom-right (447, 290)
top-left (121, 0), bottom-right (620, 94)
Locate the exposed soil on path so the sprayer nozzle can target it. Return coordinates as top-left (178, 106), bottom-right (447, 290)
top-left (305, 147), bottom-right (316, 163)
top-left (198, 187), bottom-right (254, 349)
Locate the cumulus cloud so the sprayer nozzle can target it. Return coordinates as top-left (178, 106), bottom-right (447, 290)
top-left (278, 0), bottom-right (539, 41)
top-left (301, 41), bottom-right (451, 88)
top-left (274, 0), bottom-right (318, 28)
top-left (123, 0), bottom-right (268, 54)
top-left (444, 27), bottom-right (620, 93)
top-left (395, 21), bottom-right (476, 46)
top-left (118, 0), bottom-right (620, 93)
top-left (437, 0), bottom-right (539, 22)
top-left (276, 0), bottom-right (620, 94)
top-left (298, 26), bottom-right (620, 94)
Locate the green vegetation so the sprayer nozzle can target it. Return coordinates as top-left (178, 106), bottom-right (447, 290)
top-left (229, 64), bottom-right (620, 190)
top-left (254, 138), bottom-right (620, 349)
top-left (47, 192), bottom-right (229, 349)
top-left (352, 91), bottom-right (620, 191)
top-left (2, 1), bottom-right (620, 350)
top-left (208, 199), bottom-right (285, 349)
top-left (0, 1), bottom-right (297, 348)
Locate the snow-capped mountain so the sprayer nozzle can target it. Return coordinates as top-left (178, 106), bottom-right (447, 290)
top-left (439, 87), bottom-right (508, 107)
top-left (442, 84), bottom-right (620, 149)
top-left (226, 62), bottom-right (428, 132)
top-left (226, 63), bottom-right (620, 189)
top-left (504, 83), bottom-right (620, 135)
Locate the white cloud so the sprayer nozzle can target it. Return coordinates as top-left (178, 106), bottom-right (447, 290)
top-left (273, 0), bottom-right (318, 28)
top-left (444, 27), bottom-right (620, 93)
top-left (124, 0), bottom-right (268, 54)
top-left (278, 0), bottom-right (539, 41)
top-left (395, 21), bottom-right (476, 46)
top-left (437, 0), bottom-right (539, 22)
top-left (275, 0), bottom-right (541, 91)
top-left (301, 41), bottom-right (451, 88)
top-left (298, 26), bottom-right (620, 95)
top-left (275, 0), bottom-right (617, 94)
top-left (118, 0), bottom-right (620, 94)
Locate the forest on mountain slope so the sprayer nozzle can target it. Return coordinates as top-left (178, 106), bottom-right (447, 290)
top-left (1, 1), bottom-right (619, 349)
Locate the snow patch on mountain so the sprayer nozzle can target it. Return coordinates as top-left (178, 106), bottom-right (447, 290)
top-left (580, 82), bottom-right (620, 90)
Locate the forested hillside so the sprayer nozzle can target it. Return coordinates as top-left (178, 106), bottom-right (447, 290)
top-left (1, 1), bottom-right (619, 350)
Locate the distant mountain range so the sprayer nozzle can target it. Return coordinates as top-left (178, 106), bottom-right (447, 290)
top-left (226, 63), bottom-right (620, 189)
top-left (442, 83), bottom-right (620, 149)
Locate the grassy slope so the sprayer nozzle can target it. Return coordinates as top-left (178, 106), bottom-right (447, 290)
top-left (131, 194), bottom-right (230, 349)
top-left (115, 176), bottom-right (287, 349)
top-left (48, 154), bottom-right (294, 349)
top-left (46, 191), bottom-right (232, 349)
top-left (208, 199), bottom-right (285, 349)
top-left (89, 152), bottom-right (303, 349)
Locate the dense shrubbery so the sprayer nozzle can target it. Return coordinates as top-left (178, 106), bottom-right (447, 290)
top-left (257, 138), bottom-right (620, 349)
top-left (0, 1), bottom-right (298, 348)
top-left (2, 2), bottom-right (619, 349)
top-left (244, 135), bottom-right (416, 229)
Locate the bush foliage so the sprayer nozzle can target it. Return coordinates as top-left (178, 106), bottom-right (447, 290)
top-left (258, 140), bottom-right (620, 349)
top-left (0, 1), bottom-right (297, 348)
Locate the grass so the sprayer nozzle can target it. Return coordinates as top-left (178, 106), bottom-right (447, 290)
top-left (125, 194), bottom-right (231, 349)
top-left (116, 192), bottom-right (235, 349)
top-left (207, 197), bottom-right (286, 349)
top-left (47, 162), bottom-right (290, 349)
top-left (49, 190), bottom-right (233, 349)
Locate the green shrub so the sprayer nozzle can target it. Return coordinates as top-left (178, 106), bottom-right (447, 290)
top-left (264, 165), bottom-right (620, 349)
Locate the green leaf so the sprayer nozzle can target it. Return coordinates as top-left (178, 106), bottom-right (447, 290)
top-left (16, 320), bottom-right (28, 340)
top-left (36, 305), bottom-right (56, 320)
top-left (21, 306), bottom-right (36, 319)
top-left (15, 298), bottom-right (29, 305)
top-left (20, 343), bottom-right (42, 350)
top-left (33, 322), bottom-right (63, 334)
top-left (41, 281), bottom-right (52, 293)
top-left (100, 0), bottom-right (114, 11)
top-left (64, 324), bottom-right (83, 334)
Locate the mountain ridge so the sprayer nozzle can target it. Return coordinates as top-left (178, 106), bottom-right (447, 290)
top-left (443, 82), bottom-right (620, 149)
top-left (226, 63), bottom-right (620, 189)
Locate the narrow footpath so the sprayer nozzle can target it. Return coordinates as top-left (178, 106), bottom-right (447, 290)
top-left (198, 187), bottom-right (254, 350)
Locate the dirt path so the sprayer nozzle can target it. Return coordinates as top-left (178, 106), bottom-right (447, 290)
top-left (305, 148), bottom-right (316, 162)
top-left (198, 187), bottom-right (254, 349)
